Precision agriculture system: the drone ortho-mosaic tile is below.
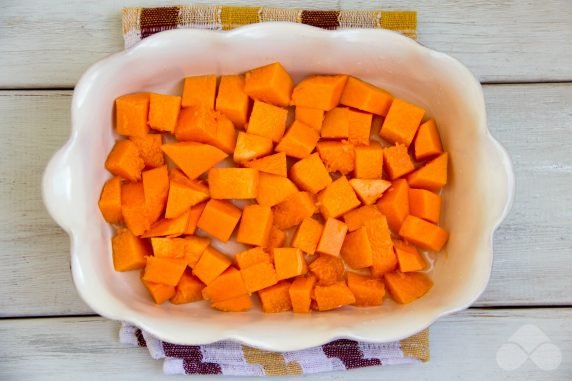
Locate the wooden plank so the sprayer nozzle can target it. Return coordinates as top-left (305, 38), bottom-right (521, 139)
top-left (1, 0), bottom-right (571, 88)
top-left (1, 308), bottom-right (570, 380)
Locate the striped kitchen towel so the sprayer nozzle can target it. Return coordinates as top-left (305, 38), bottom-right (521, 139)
top-left (122, 5), bottom-right (416, 49)
top-left (120, 323), bottom-right (429, 376)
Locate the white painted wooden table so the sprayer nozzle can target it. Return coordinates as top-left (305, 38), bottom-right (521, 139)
top-left (1, 1), bottom-right (571, 379)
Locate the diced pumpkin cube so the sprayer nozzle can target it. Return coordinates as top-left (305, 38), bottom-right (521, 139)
top-left (349, 178), bottom-right (391, 206)
top-left (142, 165), bottom-right (169, 224)
top-left (289, 274), bottom-right (317, 313)
top-left (273, 248), bottom-right (308, 281)
top-left (142, 208), bottom-right (192, 238)
top-left (343, 205), bottom-right (384, 232)
top-left (244, 152), bottom-right (287, 177)
top-left (313, 281), bottom-right (356, 311)
top-left (247, 101), bottom-right (288, 142)
top-left (346, 272), bottom-right (385, 307)
top-left (193, 246), bottom-right (232, 285)
top-left (316, 141), bottom-right (355, 175)
top-left (384, 144), bottom-right (415, 180)
top-left (184, 202), bottom-right (207, 235)
top-left (150, 237), bottom-right (185, 259)
top-left (181, 75), bottom-right (217, 109)
top-left (258, 281), bottom-right (292, 313)
top-left (414, 119), bottom-right (443, 161)
top-left (237, 204), bottom-right (273, 246)
top-left (208, 167), bottom-right (258, 199)
top-left (321, 107), bottom-right (350, 139)
top-left (175, 107), bottom-right (237, 154)
top-left (290, 153), bottom-right (332, 194)
top-left (377, 179), bottom-right (410, 233)
top-left (244, 62), bottom-right (293, 107)
top-left (121, 182), bottom-right (150, 236)
top-left (233, 131), bottom-right (273, 163)
top-left (407, 153), bottom-right (448, 191)
top-left (161, 142), bottom-right (227, 180)
top-left (295, 106), bottom-right (324, 131)
top-left (211, 294), bottom-right (253, 312)
top-left (148, 93), bottom-right (181, 133)
top-left (291, 75), bottom-right (348, 111)
top-left (292, 217), bottom-right (324, 255)
top-left (275, 120), bottom-right (320, 159)
top-left (354, 143), bottom-right (383, 179)
top-left (235, 247), bottom-right (271, 269)
top-left (99, 176), bottom-right (122, 224)
top-left (202, 267), bottom-right (248, 302)
top-left (399, 215), bottom-right (449, 252)
top-left (385, 271), bottom-right (433, 304)
top-left (115, 93), bottom-right (150, 137)
top-left (348, 109), bottom-right (372, 146)
top-left (170, 270), bottom-right (205, 304)
top-left (339, 76), bottom-right (393, 116)
top-left (182, 236), bottom-right (211, 268)
top-left (409, 188), bottom-right (441, 224)
top-left (394, 240), bottom-right (427, 272)
top-left (256, 172), bottom-right (298, 207)
top-left (141, 276), bottom-right (175, 304)
top-left (273, 191), bottom-right (316, 230)
top-left (364, 216), bottom-right (397, 277)
top-left (105, 140), bottom-right (144, 182)
top-left (309, 255), bottom-right (345, 286)
top-left (112, 228), bottom-right (151, 271)
top-left (197, 199), bottom-right (242, 242)
top-left (266, 227), bottom-right (286, 249)
top-left (317, 176), bottom-right (360, 219)
top-left (165, 176), bottom-right (209, 219)
top-left (379, 98), bottom-right (424, 146)
top-left (142, 256), bottom-right (187, 287)
top-left (240, 262), bottom-right (278, 293)
top-left (216, 74), bottom-right (250, 129)
top-left (316, 218), bottom-right (348, 257)
top-left (130, 134), bottom-right (164, 168)
top-left (340, 227), bottom-right (373, 269)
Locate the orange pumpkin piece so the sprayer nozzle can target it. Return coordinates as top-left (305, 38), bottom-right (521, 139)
top-left (407, 153), bottom-right (448, 191)
top-left (348, 109), bottom-right (372, 146)
top-left (273, 248), bottom-right (308, 281)
top-left (409, 188), bottom-right (441, 224)
top-left (354, 143), bottom-right (383, 179)
top-left (237, 204), bottom-right (273, 246)
top-left (165, 175), bottom-right (209, 219)
top-left (313, 281), bottom-right (356, 311)
top-left (208, 167), bottom-right (258, 199)
top-left (256, 172), bottom-right (298, 207)
top-left (193, 246), bottom-right (232, 285)
top-left (216, 74), bottom-right (250, 129)
top-left (184, 202), bottom-right (207, 235)
top-left (317, 176), bottom-right (361, 219)
top-left (349, 179), bottom-right (391, 206)
top-left (377, 179), bottom-right (410, 233)
top-left (105, 140), bottom-right (145, 182)
top-left (142, 256), bottom-right (187, 287)
top-left (196, 199), bottom-right (242, 242)
top-left (235, 247), bottom-right (271, 269)
top-left (339, 76), bottom-right (394, 116)
top-left (244, 152), bottom-right (287, 177)
top-left (233, 131), bottom-right (273, 163)
top-left (309, 255), bottom-right (345, 286)
top-left (414, 119), bottom-right (443, 161)
top-left (316, 218), bottom-right (348, 257)
top-left (247, 101), bottom-right (288, 142)
top-left (266, 227), bottom-right (286, 249)
top-left (291, 75), bottom-right (348, 111)
top-left (175, 107), bottom-right (237, 154)
top-left (385, 271), bottom-right (433, 304)
top-left (364, 216), bottom-right (397, 277)
top-left (316, 141), bottom-right (355, 175)
top-left (111, 228), bottom-right (151, 271)
top-left (295, 106), bottom-right (324, 131)
top-left (379, 98), bottom-right (424, 146)
top-left (290, 153), bottom-right (332, 194)
top-left (275, 120), bottom-right (320, 159)
top-left (244, 62), bottom-right (293, 108)
top-left (289, 274), bottom-right (317, 313)
top-left (142, 209), bottom-right (192, 238)
top-left (121, 182), bottom-right (150, 236)
top-left (161, 142), bottom-right (227, 180)
top-left (202, 267), bottom-right (248, 302)
top-left (258, 280), bottom-right (292, 313)
top-left (183, 236), bottom-right (211, 268)
top-left (181, 75), bottom-right (217, 109)
top-left (273, 191), bottom-right (316, 230)
top-left (211, 294), bottom-right (253, 312)
top-left (399, 215), bottom-right (449, 252)
top-left (130, 134), bottom-right (164, 168)
top-left (142, 165), bottom-right (169, 224)
top-left (99, 176), bottom-right (122, 224)
top-left (384, 144), bottom-right (415, 180)
top-left (115, 93), bottom-right (150, 137)
top-left (240, 262), bottom-right (278, 293)
top-left (150, 237), bottom-right (185, 259)
top-left (394, 240), bottom-right (427, 272)
top-left (170, 270), bottom-right (205, 304)
top-left (141, 275), bottom-right (175, 304)
top-left (148, 93), bottom-right (181, 133)
top-left (346, 272), bottom-right (385, 306)
top-left (292, 217), bottom-right (324, 255)
top-left (343, 205), bottom-right (384, 232)
top-left (321, 107), bottom-right (350, 139)
top-left (340, 227), bottom-right (373, 269)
